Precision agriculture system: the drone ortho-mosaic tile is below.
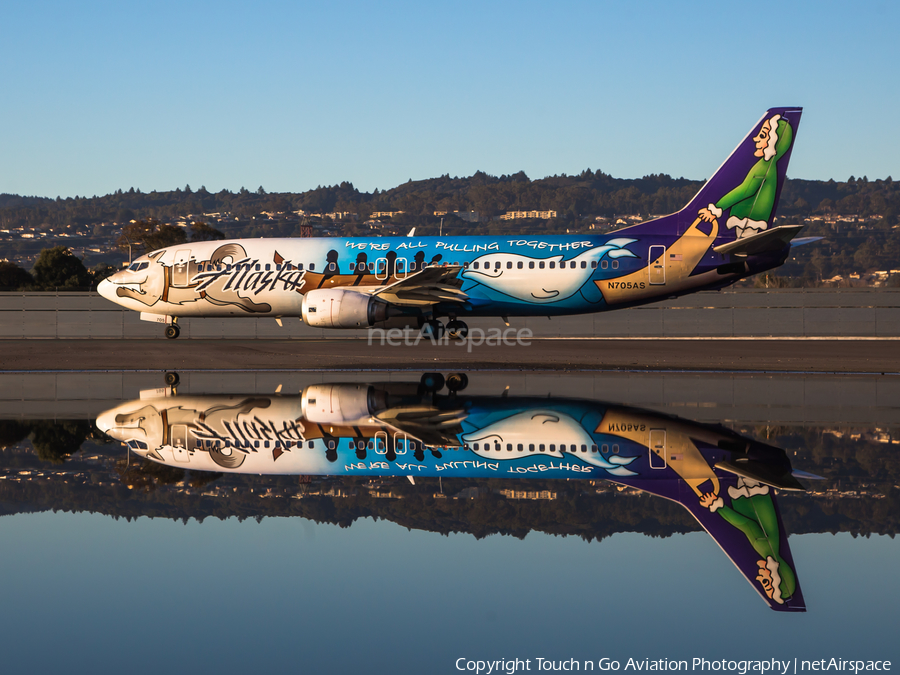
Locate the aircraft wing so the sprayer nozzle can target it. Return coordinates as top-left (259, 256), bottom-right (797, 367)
top-left (621, 475), bottom-right (806, 612)
top-left (713, 224), bottom-right (805, 257)
top-left (375, 405), bottom-right (468, 447)
top-left (373, 265), bottom-right (468, 307)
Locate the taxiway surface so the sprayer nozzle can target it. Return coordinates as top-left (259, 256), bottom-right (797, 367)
top-left (1, 338), bottom-right (898, 373)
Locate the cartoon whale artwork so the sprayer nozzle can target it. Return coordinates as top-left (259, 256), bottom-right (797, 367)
top-left (460, 239), bottom-right (638, 303)
top-left (461, 409), bottom-right (638, 476)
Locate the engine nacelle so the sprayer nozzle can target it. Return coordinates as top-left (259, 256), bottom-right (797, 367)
top-left (301, 384), bottom-right (375, 425)
top-left (301, 289), bottom-right (389, 328)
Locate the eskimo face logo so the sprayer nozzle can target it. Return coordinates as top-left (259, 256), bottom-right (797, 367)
top-left (461, 240), bottom-right (637, 303)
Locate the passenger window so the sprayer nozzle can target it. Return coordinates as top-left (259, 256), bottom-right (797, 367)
top-left (591, 444), bottom-right (598, 452)
top-left (227, 264), bottom-right (232, 271)
top-left (529, 261), bottom-right (535, 269)
top-left (517, 443), bottom-right (523, 451)
top-left (506, 443), bottom-right (512, 451)
top-left (327, 440), bottom-right (335, 450)
top-left (571, 261), bottom-right (577, 269)
top-left (581, 444), bottom-right (587, 452)
top-left (255, 264), bottom-right (261, 271)
top-left (254, 440), bottom-right (260, 448)
top-left (612, 261), bottom-right (619, 269)
top-left (473, 262), bottom-right (479, 269)
top-left (495, 261), bottom-right (501, 269)
top-left (506, 261), bottom-right (512, 269)
top-left (601, 260), bottom-right (608, 269)
top-left (298, 263), bottom-right (304, 270)
top-left (539, 262), bottom-right (545, 269)
top-left (410, 262), bottom-right (417, 271)
top-left (474, 443), bottom-right (479, 450)
top-left (529, 444), bottom-right (535, 452)
top-left (613, 444), bottom-right (619, 454)
top-left (591, 261), bottom-right (598, 269)
top-left (517, 261), bottom-right (523, 269)
top-left (550, 444), bottom-right (556, 451)
top-left (349, 263), bottom-right (356, 270)
top-left (539, 444), bottom-right (545, 452)
top-left (310, 264), bottom-right (315, 271)
top-left (328, 262), bottom-right (336, 271)
top-left (308, 441), bottom-right (314, 449)
top-left (549, 261), bottom-right (555, 269)
top-left (602, 444), bottom-right (609, 453)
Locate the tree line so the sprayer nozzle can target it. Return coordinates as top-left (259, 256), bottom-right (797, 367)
top-left (1, 172), bottom-right (897, 229)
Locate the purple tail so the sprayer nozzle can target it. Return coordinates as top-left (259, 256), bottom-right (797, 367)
top-left (642, 107), bottom-right (802, 242)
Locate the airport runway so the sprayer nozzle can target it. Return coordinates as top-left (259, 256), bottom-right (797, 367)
top-left (1, 337), bottom-right (898, 373)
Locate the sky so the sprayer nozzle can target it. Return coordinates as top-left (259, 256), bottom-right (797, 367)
top-left (1, 0), bottom-right (898, 199)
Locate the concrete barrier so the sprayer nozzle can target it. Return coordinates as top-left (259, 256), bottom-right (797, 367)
top-left (1, 288), bottom-right (899, 339)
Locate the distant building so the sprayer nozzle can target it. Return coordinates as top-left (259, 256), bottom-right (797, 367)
top-left (433, 210), bottom-right (484, 223)
top-left (499, 210), bottom-right (557, 220)
top-left (498, 489), bottom-right (557, 501)
top-left (370, 211), bottom-right (404, 219)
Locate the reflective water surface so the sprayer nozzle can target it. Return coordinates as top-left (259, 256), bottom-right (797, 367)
top-left (1, 371), bottom-right (898, 673)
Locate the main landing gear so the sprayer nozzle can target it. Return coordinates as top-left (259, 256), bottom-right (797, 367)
top-left (419, 318), bottom-right (468, 340)
top-left (164, 319), bottom-right (180, 339)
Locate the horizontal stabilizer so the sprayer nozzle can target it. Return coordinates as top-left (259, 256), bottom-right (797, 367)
top-left (715, 459), bottom-right (807, 492)
top-left (713, 224), bottom-right (805, 257)
top-left (790, 236), bottom-right (824, 248)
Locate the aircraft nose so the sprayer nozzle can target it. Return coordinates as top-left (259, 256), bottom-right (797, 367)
top-left (97, 278), bottom-right (116, 302)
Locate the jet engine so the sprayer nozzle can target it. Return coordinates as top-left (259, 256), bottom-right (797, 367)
top-left (301, 383), bottom-right (387, 425)
top-left (301, 289), bottom-right (389, 328)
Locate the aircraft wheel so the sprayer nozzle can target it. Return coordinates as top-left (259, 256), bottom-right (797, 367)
top-left (420, 319), bottom-right (444, 340)
top-left (446, 372), bottom-right (468, 392)
top-left (164, 371), bottom-right (180, 387)
top-left (164, 324), bottom-right (180, 340)
top-left (420, 372), bottom-right (445, 392)
top-left (446, 320), bottom-right (468, 340)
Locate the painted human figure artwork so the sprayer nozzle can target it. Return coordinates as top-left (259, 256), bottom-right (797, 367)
top-left (698, 114), bottom-right (794, 239)
top-left (700, 477), bottom-right (797, 605)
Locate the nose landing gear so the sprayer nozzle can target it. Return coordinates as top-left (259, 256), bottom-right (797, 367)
top-left (446, 320), bottom-right (468, 340)
top-left (164, 322), bottom-right (180, 339)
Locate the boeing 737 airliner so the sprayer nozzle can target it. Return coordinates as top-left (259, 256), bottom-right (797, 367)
top-left (97, 375), bottom-right (813, 611)
top-left (98, 107), bottom-right (816, 339)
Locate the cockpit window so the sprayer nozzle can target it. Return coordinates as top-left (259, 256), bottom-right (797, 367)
top-left (128, 262), bottom-right (140, 271)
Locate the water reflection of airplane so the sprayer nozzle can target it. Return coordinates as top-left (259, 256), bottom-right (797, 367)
top-left (97, 375), bottom-right (816, 612)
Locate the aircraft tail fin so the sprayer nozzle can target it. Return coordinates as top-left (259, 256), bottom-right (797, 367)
top-left (632, 108), bottom-right (802, 243)
top-left (625, 475), bottom-right (806, 612)
top-left (682, 107), bottom-right (802, 234)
